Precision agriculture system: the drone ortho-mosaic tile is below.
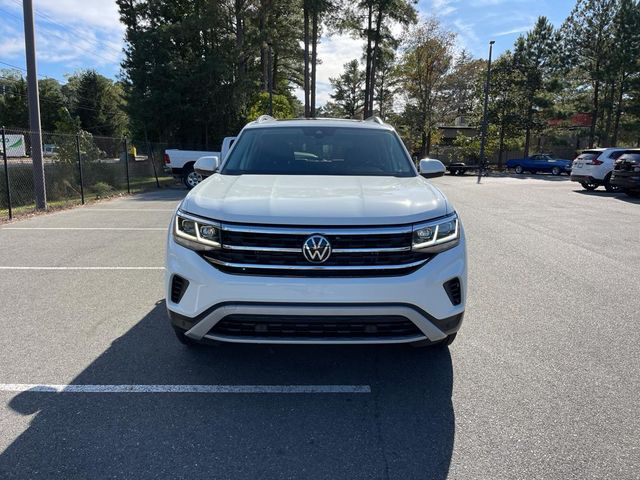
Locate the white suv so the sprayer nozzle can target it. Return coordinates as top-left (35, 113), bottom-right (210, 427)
top-left (165, 117), bottom-right (467, 347)
top-left (570, 148), bottom-right (630, 191)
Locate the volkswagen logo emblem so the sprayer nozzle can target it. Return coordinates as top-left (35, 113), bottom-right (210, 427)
top-left (302, 235), bottom-right (332, 263)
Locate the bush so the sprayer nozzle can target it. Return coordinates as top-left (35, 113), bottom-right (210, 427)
top-left (90, 181), bottom-right (115, 198)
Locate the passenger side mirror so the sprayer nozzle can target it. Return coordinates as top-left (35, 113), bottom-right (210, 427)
top-left (194, 156), bottom-right (220, 177)
top-left (419, 158), bottom-right (446, 178)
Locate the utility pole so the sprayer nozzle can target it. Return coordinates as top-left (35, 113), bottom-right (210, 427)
top-left (23, 0), bottom-right (46, 209)
top-left (478, 40), bottom-right (495, 185)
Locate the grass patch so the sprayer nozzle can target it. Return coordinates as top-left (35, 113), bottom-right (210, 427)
top-left (0, 176), bottom-right (177, 222)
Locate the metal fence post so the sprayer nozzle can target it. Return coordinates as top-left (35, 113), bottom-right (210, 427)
top-left (1, 127), bottom-right (13, 219)
top-left (123, 137), bottom-right (131, 194)
top-left (76, 133), bottom-right (85, 205)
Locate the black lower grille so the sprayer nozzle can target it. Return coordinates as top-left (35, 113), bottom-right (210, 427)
top-left (170, 275), bottom-right (189, 303)
top-left (443, 278), bottom-right (462, 305)
top-left (209, 314), bottom-right (423, 339)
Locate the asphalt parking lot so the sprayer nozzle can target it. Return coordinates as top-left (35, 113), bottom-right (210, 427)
top-left (0, 175), bottom-right (638, 479)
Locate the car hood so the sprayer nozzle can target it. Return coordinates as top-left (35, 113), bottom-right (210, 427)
top-left (180, 174), bottom-right (451, 225)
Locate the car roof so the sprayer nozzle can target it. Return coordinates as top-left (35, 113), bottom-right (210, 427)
top-left (243, 116), bottom-right (395, 131)
top-left (582, 147), bottom-right (634, 152)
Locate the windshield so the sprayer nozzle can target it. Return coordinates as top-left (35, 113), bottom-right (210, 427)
top-left (221, 126), bottom-right (416, 177)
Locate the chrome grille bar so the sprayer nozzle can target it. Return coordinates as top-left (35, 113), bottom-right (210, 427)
top-left (206, 257), bottom-right (429, 271)
top-left (221, 244), bottom-right (412, 253)
top-left (220, 223), bottom-right (413, 236)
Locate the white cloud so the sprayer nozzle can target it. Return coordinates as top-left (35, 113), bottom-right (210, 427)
top-left (0, 0), bottom-right (123, 74)
top-left (493, 25), bottom-right (532, 37)
top-left (294, 33), bottom-right (364, 107)
top-left (429, 0), bottom-right (458, 16)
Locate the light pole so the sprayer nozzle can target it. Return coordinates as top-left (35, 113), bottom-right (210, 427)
top-left (478, 40), bottom-right (495, 185)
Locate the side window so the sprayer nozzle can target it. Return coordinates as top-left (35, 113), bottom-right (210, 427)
top-left (610, 150), bottom-right (627, 160)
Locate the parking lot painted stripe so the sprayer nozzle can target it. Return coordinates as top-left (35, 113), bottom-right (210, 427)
top-left (0, 266), bottom-right (164, 270)
top-left (82, 208), bottom-right (176, 212)
top-left (0, 227), bottom-right (166, 231)
top-left (0, 384), bottom-right (371, 394)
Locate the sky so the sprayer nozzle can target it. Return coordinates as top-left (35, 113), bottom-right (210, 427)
top-left (0, 0), bottom-right (576, 106)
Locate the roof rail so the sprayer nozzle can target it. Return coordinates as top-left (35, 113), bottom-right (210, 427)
top-left (256, 115), bottom-right (276, 123)
top-left (364, 116), bottom-right (384, 125)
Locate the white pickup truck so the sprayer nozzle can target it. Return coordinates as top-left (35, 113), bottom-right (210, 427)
top-left (164, 136), bottom-right (236, 188)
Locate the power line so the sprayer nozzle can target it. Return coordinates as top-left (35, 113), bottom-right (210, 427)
top-left (0, 6), bottom-right (120, 67)
top-left (0, 60), bottom-right (27, 72)
top-left (9, 0), bottom-right (119, 58)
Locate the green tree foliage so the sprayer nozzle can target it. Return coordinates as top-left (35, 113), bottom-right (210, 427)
top-left (338, 0), bottom-right (417, 118)
top-left (247, 92), bottom-right (296, 120)
top-left (0, 72), bottom-right (28, 129)
top-left (397, 18), bottom-right (455, 156)
top-left (562, 0), bottom-right (620, 146)
top-left (513, 16), bottom-right (561, 157)
top-left (117, 0), bottom-right (305, 148)
top-left (329, 60), bottom-right (365, 118)
top-left (64, 71), bottom-right (127, 137)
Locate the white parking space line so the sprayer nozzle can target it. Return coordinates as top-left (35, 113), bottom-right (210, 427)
top-left (0, 384), bottom-right (371, 394)
top-left (0, 227), bottom-right (166, 231)
top-left (0, 267), bottom-right (164, 270)
top-left (82, 208), bottom-right (176, 212)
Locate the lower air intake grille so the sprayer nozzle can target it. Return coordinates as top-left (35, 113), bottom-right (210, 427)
top-left (170, 275), bottom-right (189, 303)
top-left (209, 314), bottom-right (423, 339)
top-left (443, 278), bottom-right (462, 305)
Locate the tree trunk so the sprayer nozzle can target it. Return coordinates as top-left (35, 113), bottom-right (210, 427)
top-left (369, 6), bottom-right (384, 117)
top-left (378, 73), bottom-right (384, 117)
top-left (611, 72), bottom-right (625, 146)
top-left (603, 79), bottom-right (615, 146)
top-left (523, 105), bottom-right (533, 158)
top-left (589, 77), bottom-right (600, 148)
top-left (363, 4), bottom-right (373, 119)
top-left (420, 130), bottom-right (428, 158)
top-left (303, 7), bottom-right (310, 118)
top-left (498, 115), bottom-right (506, 170)
top-left (310, 9), bottom-right (318, 117)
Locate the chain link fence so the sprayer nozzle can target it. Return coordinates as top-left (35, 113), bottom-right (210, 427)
top-left (1, 128), bottom-right (173, 221)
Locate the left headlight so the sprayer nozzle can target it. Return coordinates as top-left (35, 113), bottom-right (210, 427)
top-left (412, 213), bottom-right (460, 253)
top-left (174, 211), bottom-right (221, 251)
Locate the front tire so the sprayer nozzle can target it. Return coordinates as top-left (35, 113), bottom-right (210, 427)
top-left (514, 165), bottom-right (524, 174)
top-left (182, 165), bottom-right (202, 189)
top-left (551, 166), bottom-right (561, 176)
top-left (581, 181), bottom-right (598, 191)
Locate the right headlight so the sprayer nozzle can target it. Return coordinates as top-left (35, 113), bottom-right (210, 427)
top-left (412, 213), bottom-right (460, 253)
top-left (173, 210), bottom-right (221, 251)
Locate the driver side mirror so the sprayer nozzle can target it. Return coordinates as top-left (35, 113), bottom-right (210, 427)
top-left (194, 156), bottom-right (220, 177)
top-left (419, 158), bottom-right (446, 178)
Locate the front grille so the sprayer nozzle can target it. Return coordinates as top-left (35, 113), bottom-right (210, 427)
top-left (209, 314), bottom-right (423, 339)
top-left (202, 222), bottom-right (431, 277)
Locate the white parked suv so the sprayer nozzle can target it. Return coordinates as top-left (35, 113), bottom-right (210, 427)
top-left (165, 117), bottom-right (467, 347)
top-left (570, 148), bottom-right (630, 191)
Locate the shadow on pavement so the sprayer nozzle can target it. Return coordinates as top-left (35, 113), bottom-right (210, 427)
top-left (573, 189), bottom-right (640, 204)
top-left (497, 173), bottom-right (570, 182)
top-left (1, 302), bottom-right (455, 479)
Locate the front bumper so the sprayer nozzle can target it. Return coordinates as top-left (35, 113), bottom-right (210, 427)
top-left (165, 230), bottom-right (467, 344)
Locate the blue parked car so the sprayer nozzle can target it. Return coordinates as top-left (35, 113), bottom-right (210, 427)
top-left (506, 154), bottom-right (573, 176)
